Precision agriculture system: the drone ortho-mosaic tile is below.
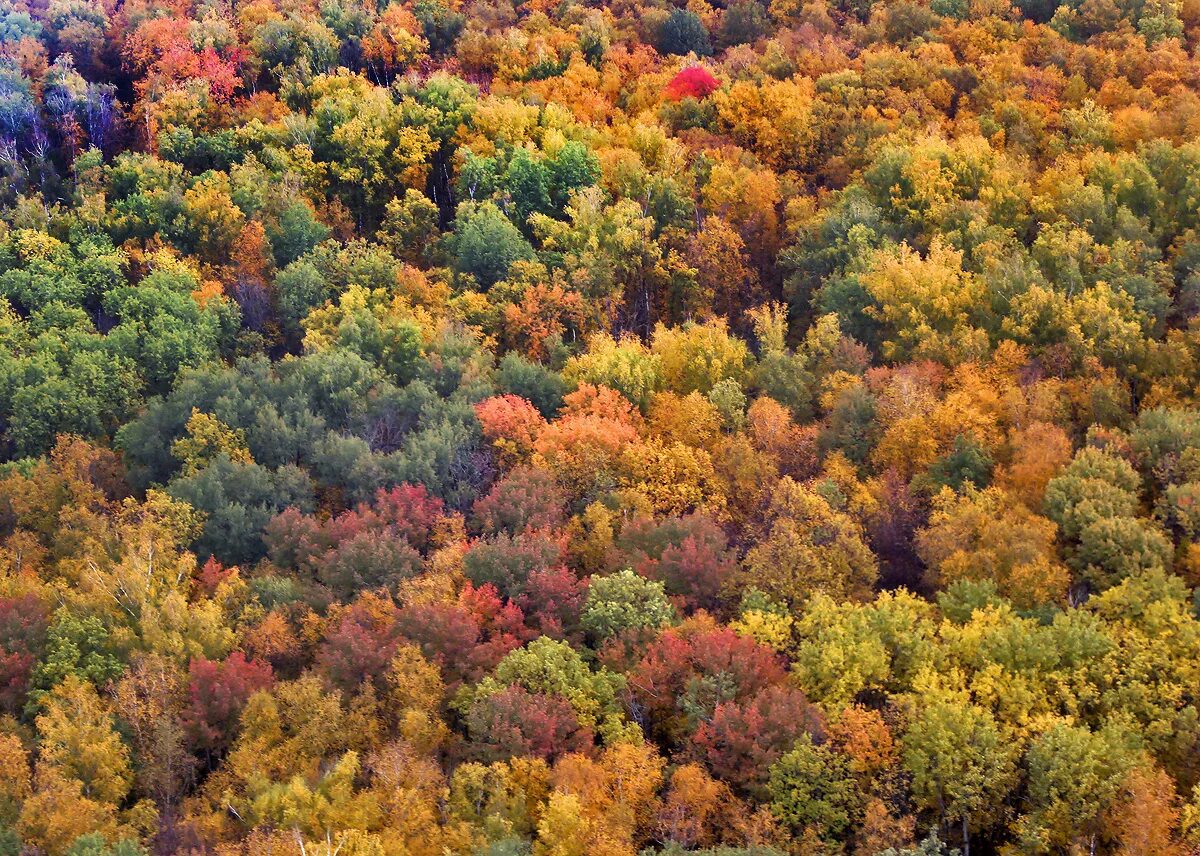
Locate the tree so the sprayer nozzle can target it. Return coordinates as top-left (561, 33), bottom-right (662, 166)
top-left (462, 532), bottom-right (563, 599)
top-left (170, 408), bottom-right (253, 476)
top-left (463, 637), bottom-right (630, 744)
top-left (167, 457), bottom-right (314, 566)
top-left (451, 201), bottom-right (536, 288)
top-left (1105, 765), bottom-right (1186, 856)
top-left (301, 285), bottom-right (425, 384)
top-left (29, 610), bottom-right (125, 707)
top-left (630, 620), bottom-right (786, 747)
top-left (547, 742), bottom-right (665, 851)
top-left (496, 352), bottom-right (569, 418)
top-left (475, 395), bottom-right (547, 467)
top-left (533, 394), bottom-right (640, 502)
top-left (315, 529), bottom-right (424, 596)
top-left (613, 514), bottom-right (737, 613)
top-left (1013, 722), bottom-right (1136, 854)
top-left (111, 653), bottom-right (194, 808)
top-left (563, 334), bottom-right (662, 412)
top-left (1044, 447), bottom-right (1171, 593)
top-left (268, 201), bottom-right (331, 269)
top-left (739, 478), bottom-right (878, 608)
top-left (902, 701), bottom-right (1017, 855)
top-left (656, 764), bottom-right (734, 848)
top-left (448, 755), bottom-right (549, 841)
top-left (465, 685), bottom-right (594, 762)
top-left (474, 466), bottom-right (567, 536)
top-left (63, 834), bottom-right (148, 856)
top-left (921, 434), bottom-right (993, 494)
top-left (916, 486), bottom-right (1068, 607)
top-left (362, 4), bottom-right (428, 85)
top-left (35, 676), bottom-right (133, 807)
top-left (619, 439), bottom-right (726, 518)
top-left (182, 652), bottom-right (274, 758)
top-left (719, 1), bottom-right (769, 45)
top-left (664, 66), bottom-right (721, 101)
top-left (692, 685), bottom-right (826, 796)
top-left (995, 422), bottom-right (1073, 509)
top-left (0, 594), bottom-right (50, 714)
top-left (580, 569), bottom-right (675, 642)
top-left (657, 9), bottom-right (712, 56)
top-left (767, 735), bottom-right (861, 842)
top-left (0, 732), bottom-right (30, 826)
top-left (17, 768), bottom-right (123, 856)
top-left (861, 240), bottom-right (990, 365)
top-left (684, 217), bottom-right (761, 320)
top-left (651, 320), bottom-right (752, 396)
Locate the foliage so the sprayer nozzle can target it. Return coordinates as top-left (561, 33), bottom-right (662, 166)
top-left (0, 0), bottom-right (1199, 851)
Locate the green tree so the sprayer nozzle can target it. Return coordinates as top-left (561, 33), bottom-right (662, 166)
top-left (1013, 723), bottom-right (1136, 854)
top-left (657, 9), bottom-right (712, 56)
top-left (902, 701), bottom-right (1018, 855)
top-left (450, 201), bottom-right (536, 288)
top-left (581, 569), bottom-right (676, 641)
top-left (767, 734), bottom-right (861, 841)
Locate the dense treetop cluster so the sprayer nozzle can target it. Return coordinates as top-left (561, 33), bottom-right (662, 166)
top-left (1, 0), bottom-right (1200, 852)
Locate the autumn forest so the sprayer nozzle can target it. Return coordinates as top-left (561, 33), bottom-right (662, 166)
top-left (0, 0), bottom-right (1198, 852)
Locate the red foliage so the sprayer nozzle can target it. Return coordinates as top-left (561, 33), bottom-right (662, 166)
top-left (664, 66), bottom-right (720, 101)
top-left (195, 557), bottom-right (236, 597)
top-left (263, 506), bottom-right (328, 572)
top-left (459, 582), bottom-right (535, 667)
top-left (183, 652), bottom-right (275, 754)
top-left (264, 483), bottom-right (444, 578)
top-left (355, 484), bottom-right (445, 551)
top-left (516, 566), bottom-right (589, 641)
top-left (396, 601), bottom-right (483, 686)
top-left (126, 17), bottom-right (241, 102)
top-left (0, 595), bottom-right (49, 713)
top-left (475, 394), bottom-right (547, 463)
top-left (615, 514), bottom-right (736, 612)
top-left (690, 685), bottom-right (826, 795)
top-left (396, 586), bottom-right (531, 687)
top-left (465, 685), bottom-right (594, 762)
top-left (629, 622), bottom-right (787, 746)
top-left (316, 595), bottom-right (403, 690)
top-left (472, 465), bottom-right (567, 536)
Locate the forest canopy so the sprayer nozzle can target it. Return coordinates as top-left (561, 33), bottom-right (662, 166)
top-left (0, 0), bottom-right (1199, 852)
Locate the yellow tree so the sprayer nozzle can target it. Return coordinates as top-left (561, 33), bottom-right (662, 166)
top-left (547, 741), bottom-right (665, 853)
top-left (35, 675), bottom-right (133, 806)
top-left (650, 318), bottom-right (753, 396)
top-left (172, 409), bottom-right (254, 476)
top-left (862, 239), bottom-right (990, 365)
top-left (916, 486), bottom-right (1070, 607)
top-left (739, 478), bottom-right (878, 608)
top-left (618, 438), bottom-right (727, 518)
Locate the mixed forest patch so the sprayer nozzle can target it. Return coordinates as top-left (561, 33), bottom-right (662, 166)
top-left (0, 0), bottom-right (1199, 852)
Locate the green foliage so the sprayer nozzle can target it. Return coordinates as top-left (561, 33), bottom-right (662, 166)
top-left (450, 201), bottom-right (536, 288)
top-left (29, 610), bottom-right (124, 706)
top-left (767, 735), bottom-right (860, 840)
top-left (902, 701), bottom-right (1018, 837)
top-left (65, 835), bottom-right (148, 856)
top-left (581, 569), bottom-right (676, 641)
top-left (3, 0), bottom-right (1200, 852)
top-left (657, 9), bottom-right (712, 56)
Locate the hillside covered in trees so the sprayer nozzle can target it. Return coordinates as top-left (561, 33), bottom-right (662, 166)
top-left (1, 0), bottom-right (1200, 852)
